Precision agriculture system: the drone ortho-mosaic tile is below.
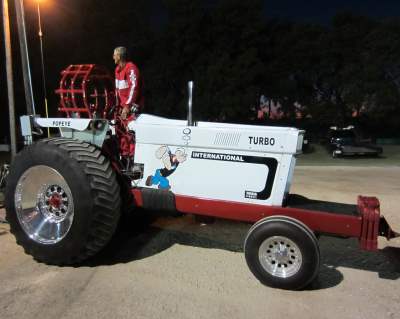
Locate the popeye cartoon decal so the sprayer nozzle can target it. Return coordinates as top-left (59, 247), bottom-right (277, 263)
top-left (145, 145), bottom-right (187, 190)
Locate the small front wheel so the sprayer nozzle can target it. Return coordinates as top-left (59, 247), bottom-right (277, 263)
top-left (244, 216), bottom-right (320, 290)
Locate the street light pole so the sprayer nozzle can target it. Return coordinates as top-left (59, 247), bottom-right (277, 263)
top-left (2, 0), bottom-right (17, 159)
top-left (36, 1), bottom-right (50, 136)
top-left (15, 0), bottom-right (36, 116)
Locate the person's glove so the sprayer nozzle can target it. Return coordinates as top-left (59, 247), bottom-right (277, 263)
top-left (131, 103), bottom-right (139, 114)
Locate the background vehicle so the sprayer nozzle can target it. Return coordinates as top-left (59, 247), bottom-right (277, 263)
top-left (301, 133), bottom-right (313, 153)
top-left (4, 65), bottom-right (399, 290)
top-left (328, 126), bottom-right (383, 158)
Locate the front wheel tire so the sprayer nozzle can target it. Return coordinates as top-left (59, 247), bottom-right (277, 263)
top-left (5, 138), bottom-right (121, 265)
top-left (244, 216), bottom-right (320, 290)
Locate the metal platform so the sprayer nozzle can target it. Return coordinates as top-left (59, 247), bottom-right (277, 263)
top-left (286, 194), bottom-right (358, 217)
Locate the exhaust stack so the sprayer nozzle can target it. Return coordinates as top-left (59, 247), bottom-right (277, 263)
top-left (187, 81), bottom-right (193, 126)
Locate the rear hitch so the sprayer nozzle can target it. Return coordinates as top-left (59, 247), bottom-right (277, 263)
top-left (358, 195), bottom-right (400, 251)
top-left (379, 216), bottom-right (400, 241)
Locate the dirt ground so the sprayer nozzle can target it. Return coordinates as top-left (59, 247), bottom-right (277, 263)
top-left (0, 166), bottom-right (399, 319)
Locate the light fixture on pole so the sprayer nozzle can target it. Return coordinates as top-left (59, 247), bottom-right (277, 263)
top-left (36, 0), bottom-right (50, 137)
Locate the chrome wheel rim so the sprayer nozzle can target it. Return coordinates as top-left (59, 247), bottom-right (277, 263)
top-left (258, 236), bottom-right (302, 278)
top-left (14, 165), bottom-right (74, 245)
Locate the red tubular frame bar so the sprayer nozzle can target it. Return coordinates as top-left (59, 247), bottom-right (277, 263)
top-left (132, 189), bottom-right (398, 251)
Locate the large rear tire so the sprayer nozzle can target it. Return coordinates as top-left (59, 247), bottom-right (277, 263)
top-left (244, 216), bottom-right (320, 290)
top-left (5, 138), bottom-right (121, 265)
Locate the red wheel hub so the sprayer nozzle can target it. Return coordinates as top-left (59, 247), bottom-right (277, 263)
top-left (49, 194), bottom-right (62, 209)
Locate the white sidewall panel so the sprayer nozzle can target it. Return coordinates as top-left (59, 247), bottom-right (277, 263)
top-left (130, 115), bottom-right (303, 206)
top-left (135, 143), bottom-right (284, 205)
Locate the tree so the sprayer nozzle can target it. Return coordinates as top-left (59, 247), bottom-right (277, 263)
top-left (145, 0), bottom-right (265, 122)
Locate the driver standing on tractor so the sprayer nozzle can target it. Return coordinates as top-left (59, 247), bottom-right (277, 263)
top-left (113, 46), bottom-right (144, 166)
top-left (113, 46), bottom-right (144, 119)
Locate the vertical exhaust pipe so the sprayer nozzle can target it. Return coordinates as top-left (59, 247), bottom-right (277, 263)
top-left (187, 81), bottom-right (193, 126)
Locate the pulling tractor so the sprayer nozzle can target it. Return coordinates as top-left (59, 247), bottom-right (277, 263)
top-left (5, 64), bottom-right (399, 290)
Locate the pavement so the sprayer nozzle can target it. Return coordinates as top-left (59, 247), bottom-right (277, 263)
top-left (0, 166), bottom-right (399, 319)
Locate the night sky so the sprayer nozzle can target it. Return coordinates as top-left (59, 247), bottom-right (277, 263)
top-left (264, 0), bottom-right (400, 24)
top-left (1, 0), bottom-right (400, 141)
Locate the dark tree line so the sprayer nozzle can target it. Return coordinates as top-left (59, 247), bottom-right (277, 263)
top-left (143, 0), bottom-right (400, 136)
top-left (3, 0), bottom-right (400, 139)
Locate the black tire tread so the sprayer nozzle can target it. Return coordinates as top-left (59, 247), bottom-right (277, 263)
top-left (8, 138), bottom-right (121, 265)
top-left (244, 216), bottom-right (320, 290)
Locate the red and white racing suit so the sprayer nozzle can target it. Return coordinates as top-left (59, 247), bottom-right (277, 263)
top-left (115, 62), bottom-right (144, 111)
top-left (115, 62), bottom-right (144, 157)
